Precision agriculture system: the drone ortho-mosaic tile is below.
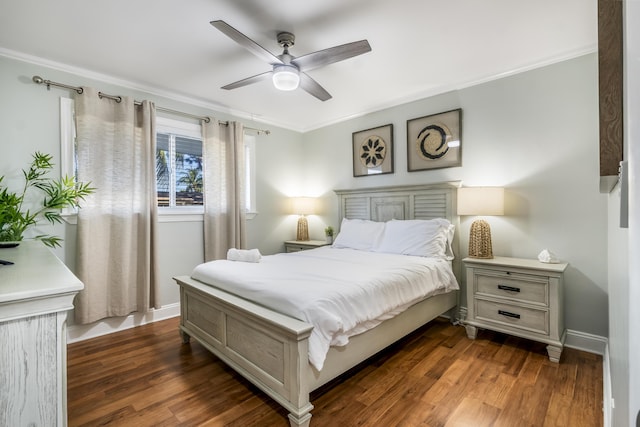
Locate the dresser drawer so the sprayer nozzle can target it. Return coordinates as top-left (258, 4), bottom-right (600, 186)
top-left (475, 270), bottom-right (548, 306)
top-left (475, 299), bottom-right (549, 335)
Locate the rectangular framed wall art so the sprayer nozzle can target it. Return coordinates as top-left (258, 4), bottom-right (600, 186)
top-left (407, 108), bottom-right (461, 172)
top-left (352, 124), bottom-right (394, 177)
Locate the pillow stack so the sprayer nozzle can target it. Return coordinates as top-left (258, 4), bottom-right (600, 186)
top-left (332, 217), bottom-right (455, 260)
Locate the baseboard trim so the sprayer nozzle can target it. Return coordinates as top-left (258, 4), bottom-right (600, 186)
top-left (565, 329), bottom-right (608, 355)
top-left (67, 305), bottom-right (608, 355)
top-left (459, 307), bottom-right (607, 356)
top-left (458, 306), bottom-right (467, 323)
top-left (565, 327), bottom-right (609, 427)
top-left (67, 303), bottom-right (180, 343)
top-left (602, 343), bottom-right (612, 427)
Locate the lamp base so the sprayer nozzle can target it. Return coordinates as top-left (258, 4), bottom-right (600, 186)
top-left (296, 216), bottom-right (309, 241)
top-left (468, 219), bottom-right (493, 259)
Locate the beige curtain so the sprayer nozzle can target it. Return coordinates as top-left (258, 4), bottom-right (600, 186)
top-left (203, 119), bottom-right (246, 261)
top-left (74, 87), bottom-right (159, 324)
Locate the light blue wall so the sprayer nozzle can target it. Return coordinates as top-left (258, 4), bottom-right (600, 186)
top-left (627, 0), bottom-right (640, 422)
top-left (0, 52), bottom-right (608, 340)
top-left (607, 3), bottom-right (640, 426)
top-left (608, 186), bottom-right (628, 426)
top-left (303, 53), bottom-right (608, 337)
top-left (0, 54), bottom-right (303, 309)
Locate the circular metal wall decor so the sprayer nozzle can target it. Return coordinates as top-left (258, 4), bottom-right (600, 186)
top-left (416, 123), bottom-right (451, 160)
top-left (359, 136), bottom-right (387, 168)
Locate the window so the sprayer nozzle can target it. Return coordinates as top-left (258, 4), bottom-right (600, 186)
top-left (156, 118), bottom-right (203, 208)
top-left (61, 100), bottom-right (257, 217)
top-left (60, 97), bottom-right (77, 216)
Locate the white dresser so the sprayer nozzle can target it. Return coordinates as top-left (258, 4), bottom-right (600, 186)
top-left (0, 241), bottom-right (84, 426)
top-left (463, 256), bottom-right (568, 362)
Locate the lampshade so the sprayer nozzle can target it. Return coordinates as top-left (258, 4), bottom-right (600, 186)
top-left (457, 187), bottom-right (505, 216)
top-left (272, 65), bottom-right (300, 91)
top-left (291, 197), bottom-right (315, 215)
top-left (457, 187), bottom-right (504, 259)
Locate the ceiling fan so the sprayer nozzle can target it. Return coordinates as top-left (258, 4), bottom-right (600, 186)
top-left (211, 20), bottom-right (372, 101)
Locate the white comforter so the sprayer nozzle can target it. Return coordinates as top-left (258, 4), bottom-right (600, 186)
top-left (191, 246), bottom-right (459, 371)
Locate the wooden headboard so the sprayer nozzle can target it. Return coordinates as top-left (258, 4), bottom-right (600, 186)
top-left (334, 182), bottom-right (462, 280)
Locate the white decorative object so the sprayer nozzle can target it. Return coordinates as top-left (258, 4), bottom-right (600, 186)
top-left (538, 249), bottom-right (560, 263)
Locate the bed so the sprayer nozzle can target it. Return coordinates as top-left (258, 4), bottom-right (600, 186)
top-left (173, 182), bottom-right (461, 426)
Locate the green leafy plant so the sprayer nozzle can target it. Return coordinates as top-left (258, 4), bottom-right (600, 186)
top-left (324, 226), bottom-right (334, 237)
top-left (0, 152), bottom-right (95, 248)
top-left (178, 169), bottom-right (203, 193)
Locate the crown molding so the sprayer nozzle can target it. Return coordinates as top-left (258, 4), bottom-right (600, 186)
top-left (0, 47), bottom-right (297, 132)
top-left (2, 44), bottom-right (597, 134)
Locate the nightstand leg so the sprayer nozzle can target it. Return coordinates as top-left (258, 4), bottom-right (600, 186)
top-left (546, 345), bottom-right (562, 363)
top-left (180, 329), bottom-right (191, 344)
top-left (464, 324), bottom-right (478, 339)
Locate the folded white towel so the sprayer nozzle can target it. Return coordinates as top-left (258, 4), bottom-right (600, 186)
top-left (227, 248), bottom-right (262, 263)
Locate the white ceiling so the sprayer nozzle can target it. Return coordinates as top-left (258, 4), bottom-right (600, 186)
top-left (0, 0), bottom-right (597, 132)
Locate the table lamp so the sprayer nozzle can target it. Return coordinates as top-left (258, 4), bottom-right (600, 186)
top-left (457, 187), bottom-right (504, 259)
top-left (291, 197), bottom-right (315, 241)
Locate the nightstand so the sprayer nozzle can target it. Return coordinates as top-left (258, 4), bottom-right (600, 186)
top-left (463, 256), bottom-right (568, 362)
top-left (284, 240), bottom-right (330, 253)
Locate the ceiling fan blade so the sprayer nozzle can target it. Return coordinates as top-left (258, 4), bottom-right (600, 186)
top-left (299, 73), bottom-right (332, 101)
top-left (221, 71), bottom-right (273, 90)
top-left (211, 20), bottom-right (283, 65)
top-left (292, 40), bottom-right (371, 71)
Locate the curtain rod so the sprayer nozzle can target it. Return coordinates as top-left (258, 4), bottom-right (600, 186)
top-left (32, 75), bottom-right (271, 135)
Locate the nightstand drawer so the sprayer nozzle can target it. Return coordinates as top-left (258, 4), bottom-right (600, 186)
top-left (284, 240), bottom-right (329, 253)
top-left (475, 299), bottom-right (549, 335)
top-left (475, 270), bottom-right (548, 306)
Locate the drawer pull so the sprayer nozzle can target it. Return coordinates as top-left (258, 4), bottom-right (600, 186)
top-left (498, 310), bottom-right (521, 319)
top-left (498, 284), bottom-right (521, 293)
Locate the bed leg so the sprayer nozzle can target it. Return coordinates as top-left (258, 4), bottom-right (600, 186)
top-left (288, 412), bottom-right (312, 427)
top-left (179, 329), bottom-right (191, 344)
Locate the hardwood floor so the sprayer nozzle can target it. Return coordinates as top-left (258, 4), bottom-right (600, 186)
top-left (67, 317), bottom-right (603, 427)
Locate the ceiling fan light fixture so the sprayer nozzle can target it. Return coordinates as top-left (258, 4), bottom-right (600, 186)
top-left (272, 65), bottom-right (300, 91)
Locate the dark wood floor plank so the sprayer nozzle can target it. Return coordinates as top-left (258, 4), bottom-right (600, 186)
top-left (67, 316), bottom-right (603, 427)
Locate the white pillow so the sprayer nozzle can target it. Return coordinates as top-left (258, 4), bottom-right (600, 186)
top-left (374, 219), bottom-right (455, 259)
top-left (332, 218), bottom-right (385, 251)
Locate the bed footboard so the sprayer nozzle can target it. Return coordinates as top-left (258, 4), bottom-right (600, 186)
top-left (176, 275), bottom-right (458, 426)
top-left (175, 275), bottom-right (315, 427)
